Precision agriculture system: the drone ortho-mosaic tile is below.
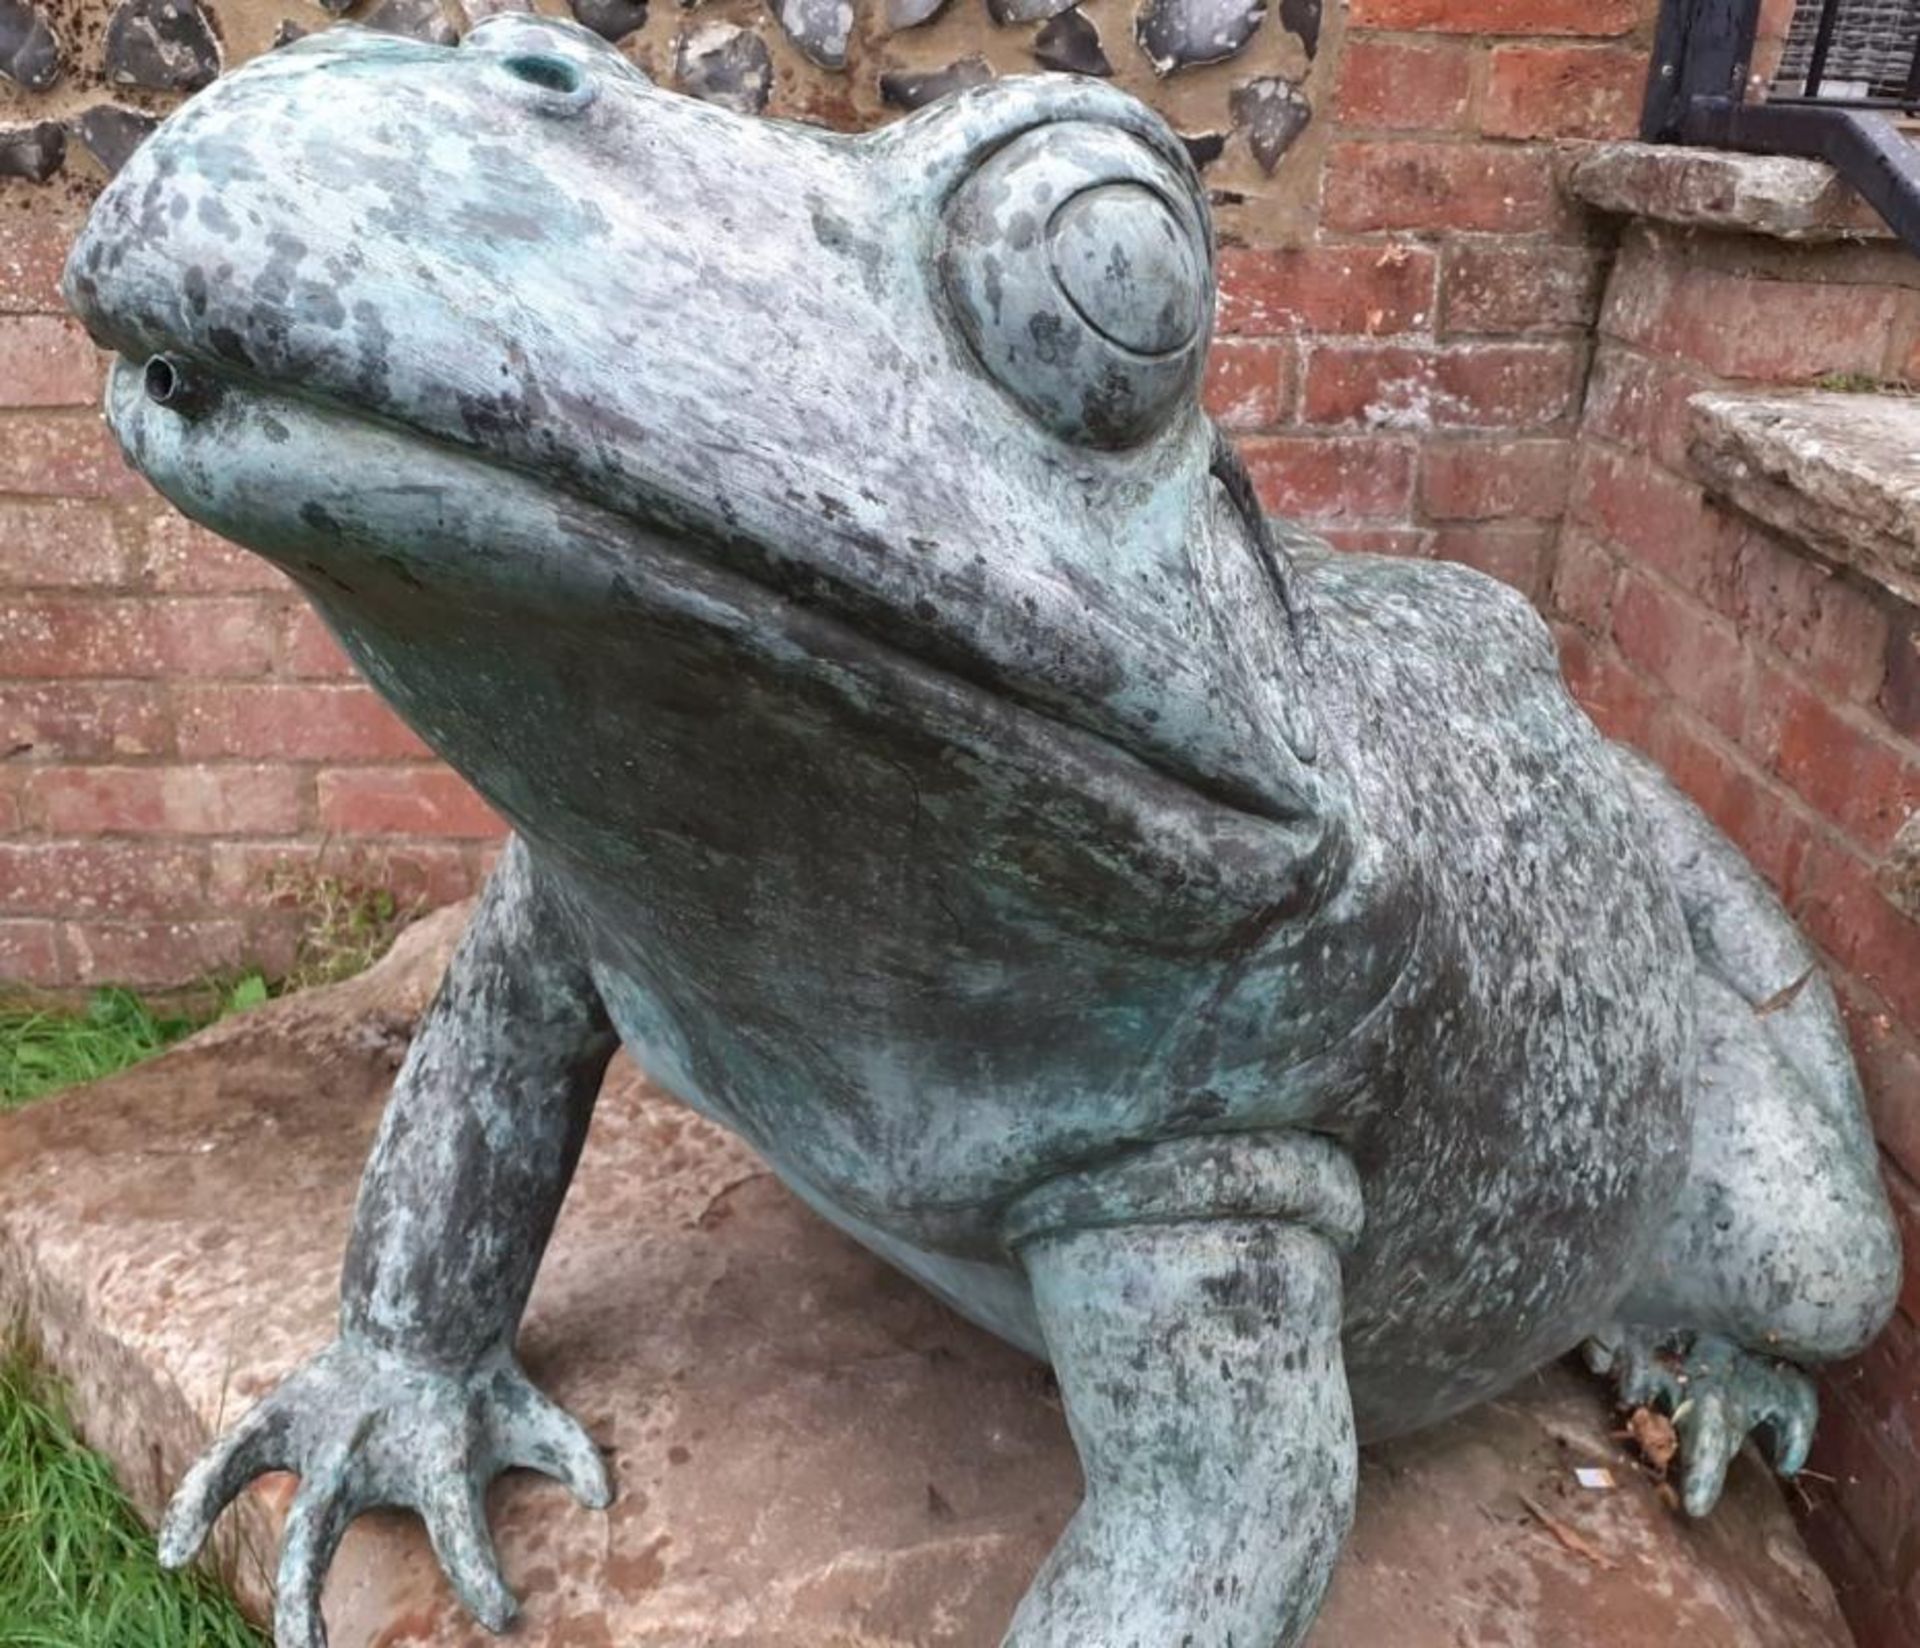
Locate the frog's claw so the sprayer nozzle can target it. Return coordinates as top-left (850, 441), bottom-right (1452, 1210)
top-left (157, 1338), bottom-right (610, 1647)
top-left (158, 1393), bottom-right (298, 1570)
top-left (1583, 1327), bottom-right (1818, 1517)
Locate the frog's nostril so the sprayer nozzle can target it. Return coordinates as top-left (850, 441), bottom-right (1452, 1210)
top-left (503, 53), bottom-right (584, 94)
top-left (143, 354), bottom-right (215, 418)
top-left (144, 355), bottom-right (181, 404)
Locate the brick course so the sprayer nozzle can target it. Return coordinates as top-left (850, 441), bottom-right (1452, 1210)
top-left (1350, 0), bottom-right (1643, 33)
top-left (1482, 45), bottom-right (1646, 141)
top-left (1331, 39), bottom-right (1475, 132)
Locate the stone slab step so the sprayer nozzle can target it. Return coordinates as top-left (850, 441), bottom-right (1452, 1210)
top-left (1690, 388), bottom-right (1920, 610)
top-left (0, 907), bottom-right (1856, 1647)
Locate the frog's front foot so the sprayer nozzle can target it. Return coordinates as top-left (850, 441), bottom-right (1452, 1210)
top-left (1583, 1326), bottom-right (1817, 1518)
top-left (158, 1337), bottom-right (610, 1648)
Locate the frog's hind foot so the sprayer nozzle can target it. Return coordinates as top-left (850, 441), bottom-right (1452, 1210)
top-left (1583, 1326), bottom-right (1817, 1518)
top-left (1594, 752), bottom-right (1899, 1523)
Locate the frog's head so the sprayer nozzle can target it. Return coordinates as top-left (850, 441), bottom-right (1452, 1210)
top-left (67, 23), bottom-right (1341, 848)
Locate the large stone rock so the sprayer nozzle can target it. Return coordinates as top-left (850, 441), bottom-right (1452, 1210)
top-left (1566, 142), bottom-right (1888, 243)
top-left (0, 908), bottom-right (1857, 1648)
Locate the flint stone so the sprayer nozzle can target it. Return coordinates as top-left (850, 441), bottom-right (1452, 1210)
top-left (462, 0), bottom-right (535, 21)
top-left (0, 118), bottom-right (65, 179)
top-left (567, 0), bottom-right (646, 41)
top-left (1279, 0), bottom-right (1316, 54)
top-left (0, 907), bottom-right (1859, 1648)
top-left (675, 21), bottom-right (770, 113)
top-left (102, 0), bottom-right (220, 91)
top-left (986, 0), bottom-right (1075, 26)
top-left (764, 0), bottom-right (850, 69)
top-left (73, 103), bottom-right (158, 175)
top-left (360, 0), bottom-right (460, 44)
top-left (1180, 128), bottom-right (1225, 169)
top-left (1031, 9), bottom-right (1110, 77)
top-left (1232, 72), bottom-right (1310, 173)
top-left (1136, 0), bottom-right (1265, 75)
top-left (879, 53), bottom-right (991, 110)
top-left (884, 0), bottom-right (948, 31)
top-left (0, 0), bottom-right (59, 92)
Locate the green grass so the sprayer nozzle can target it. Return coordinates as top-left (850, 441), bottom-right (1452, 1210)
top-left (1813, 371), bottom-right (1918, 396)
top-left (0, 1347), bottom-right (265, 1647)
top-left (0, 891), bottom-right (408, 1640)
top-left (0, 985), bottom-right (274, 1642)
top-left (0, 978), bottom-right (267, 1114)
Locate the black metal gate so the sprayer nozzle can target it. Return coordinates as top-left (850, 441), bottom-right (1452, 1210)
top-left (1646, 0), bottom-right (1920, 250)
top-left (1774, 0), bottom-right (1920, 107)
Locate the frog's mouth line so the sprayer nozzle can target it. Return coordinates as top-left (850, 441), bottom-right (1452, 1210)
top-left (110, 351), bottom-right (1336, 864)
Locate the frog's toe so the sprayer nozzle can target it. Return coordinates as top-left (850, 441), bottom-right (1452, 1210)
top-left (1756, 1367), bottom-right (1819, 1477)
top-left (273, 1446), bottom-right (366, 1648)
top-left (486, 1363), bottom-right (611, 1510)
top-left (1674, 1388), bottom-right (1738, 1517)
top-left (1582, 1328), bottom-right (1685, 1411)
top-left (418, 1466), bottom-right (518, 1633)
top-left (158, 1395), bottom-right (296, 1569)
top-left (1586, 1326), bottom-right (1820, 1517)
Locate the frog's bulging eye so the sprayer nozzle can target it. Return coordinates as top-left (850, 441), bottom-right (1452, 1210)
top-left (504, 53), bottom-right (584, 94)
top-left (939, 122), bottom-right (1212, 448)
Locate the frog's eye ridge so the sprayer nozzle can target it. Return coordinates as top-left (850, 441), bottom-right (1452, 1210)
top-left (939, 121), bottom-right (1213, 449)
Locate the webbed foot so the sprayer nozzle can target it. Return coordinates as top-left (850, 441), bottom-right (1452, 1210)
top-left (1583, 1326), bottom-right (1816, 1517)
top-left (158, 1338), bottom-right (609, 1647)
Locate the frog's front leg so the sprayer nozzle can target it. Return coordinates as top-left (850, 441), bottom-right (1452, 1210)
top-left (1000, 1135), bottom-right (1362, 1648)
top-left (158, 835), bottom-right (619, 1648)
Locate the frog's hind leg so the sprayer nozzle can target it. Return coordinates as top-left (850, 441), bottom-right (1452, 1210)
top-left (997, 1133), bottom-right (1363, 1648)
top-left (1590, 753), bottom-right (1902, 1516)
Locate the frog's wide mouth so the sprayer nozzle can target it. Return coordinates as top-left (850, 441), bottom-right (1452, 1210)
top-left (107, 352), bottom-right (1340, 888)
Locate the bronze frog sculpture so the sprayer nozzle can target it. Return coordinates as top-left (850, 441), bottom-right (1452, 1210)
top-left (64, 20), bottom-right (1901, 1647)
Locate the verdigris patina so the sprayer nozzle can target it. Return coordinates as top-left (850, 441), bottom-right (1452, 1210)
top-left (64, 22), bottom-right (1902, 1648)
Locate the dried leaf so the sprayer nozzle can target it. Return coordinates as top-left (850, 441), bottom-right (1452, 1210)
top-left (1754, 967), bottom-right (1814, 1017)
top-left (1519, 1494), bottom-right (1618, 1571)
top-left (1627, 1406), bottom-right (1679, 1475)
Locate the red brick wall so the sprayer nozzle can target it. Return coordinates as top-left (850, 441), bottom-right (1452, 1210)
top-left (1223, 0), bottom-right (1650, 578)
top-left (1556, 220), bottom-right (1920, 1647)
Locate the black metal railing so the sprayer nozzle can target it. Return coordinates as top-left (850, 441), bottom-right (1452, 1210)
top-left (1773, 0), bottom-right (1920, 108)
top-left (1646, 0), bottom-right (1920, 251)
